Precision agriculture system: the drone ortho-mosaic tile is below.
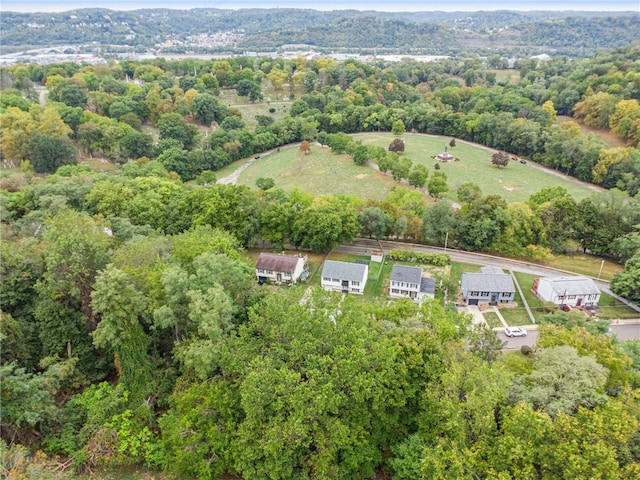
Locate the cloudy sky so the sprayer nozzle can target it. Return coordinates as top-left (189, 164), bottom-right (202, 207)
top-left (2, 1), bottom-right (639, 12)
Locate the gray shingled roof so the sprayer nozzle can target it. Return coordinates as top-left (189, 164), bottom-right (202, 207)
top-left (390, 265), bottom-right (422, 284)
top-left (256, 253), bottom-right (300, 273)
top-left (480, 266), bottom-right (504, 274)
top-left (322, 260), bottom-right (367, 282)
top-left (461, 272), bottom-right (515, 293)
top-left (540, 276), bottom-right (600, 296)
top-left (420, 277), bottom-right (436, 295)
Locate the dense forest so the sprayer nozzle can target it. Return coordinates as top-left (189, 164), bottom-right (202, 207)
top-left (1, 40), bottom-right (640, 479)
top-left (1, 7), bottom-right (638, 56)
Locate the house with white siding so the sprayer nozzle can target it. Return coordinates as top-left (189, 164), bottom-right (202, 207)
top-left (255, 252), bottom-right (306, 285)
top-left (533, 275), bottom-right (600, 307)
top-left (389, 265), bottom-right (435, 301)
top-left (321, 260), bottom-right (368, 295)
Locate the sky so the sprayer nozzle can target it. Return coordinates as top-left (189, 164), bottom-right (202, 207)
top-left (2, 1), bottom-right (639, 13)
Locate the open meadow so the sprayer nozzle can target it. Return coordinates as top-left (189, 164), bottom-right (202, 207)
top-left (235, 144), bottom-right (409, 201)
top-left (352, 132), bottom-right (600, 203)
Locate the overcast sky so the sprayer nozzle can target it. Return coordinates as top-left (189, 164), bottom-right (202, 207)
top-left (2, 1), bottom-right (639, 12)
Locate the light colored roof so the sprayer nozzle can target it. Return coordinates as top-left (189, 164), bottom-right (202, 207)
top-left (461, 272), bottom-right (515, 293)
top-left (322, 260), bottom-right (367, 282)
top-left (481, 266), bottom-right (504, 274)
top-left (420, 277), bottom-right (436, 295)
top-left (391, 264), bottom-right (422, 284)
top-left (256, 252), bottom-right (301, 273)
top-left (539, 276), bottom-right (600, 296)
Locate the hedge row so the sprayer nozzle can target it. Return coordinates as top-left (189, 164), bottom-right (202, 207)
top-left (388, 250), bottom-right (450, 266)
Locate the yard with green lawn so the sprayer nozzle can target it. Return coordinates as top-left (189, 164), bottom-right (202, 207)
top-left (352, 132), bottom-right (599, 203)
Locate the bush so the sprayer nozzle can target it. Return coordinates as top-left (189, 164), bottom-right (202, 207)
top-left (388, 250), bottom-right (450, 266)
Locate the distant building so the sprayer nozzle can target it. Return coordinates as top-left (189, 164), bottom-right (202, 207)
top-left (460, 266), bottom-right (515, 305)
top-left (255, 252), bottom-right (306, 285)
top-left (533, 276), bottom-right (600, 307)
top-left (321, 260), bottom-right (368, 295)
top-left (389, 265), bottom-right (435, 301)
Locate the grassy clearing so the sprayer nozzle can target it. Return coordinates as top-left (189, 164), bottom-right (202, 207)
top-left (218, 87), bottom-right (294, 130)
top-left (352, 132), bottom-right (597, 203)
top-left (597, 293), bottom-right (639, 320)
top-left (547, 252), bottom-right (623, 281)
top-left (236, 145), bottom-right (407, 200)
top-left (483, 311), bottom-right (503, 328)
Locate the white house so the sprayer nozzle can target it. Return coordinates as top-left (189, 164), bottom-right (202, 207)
top-left (389, 265), bottom-right (435, 301)
top-left (533, 276), bottom-right (600, 307)
top-left (460, 267), bottom-right (515, 305)
top-left (255, 252), bottom-right (306, 285)
top-left (321, 260), bottom-right (368, 295)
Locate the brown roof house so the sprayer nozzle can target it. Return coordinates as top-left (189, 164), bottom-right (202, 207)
top-left (255, 252), bottom-right (306, 285)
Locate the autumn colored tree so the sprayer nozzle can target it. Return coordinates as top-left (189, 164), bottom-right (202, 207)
top-left (299, 140), bottom-right (311, 154)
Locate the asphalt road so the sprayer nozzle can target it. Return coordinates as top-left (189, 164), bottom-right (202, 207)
top-left (500, 323), bottom-right (640, 350)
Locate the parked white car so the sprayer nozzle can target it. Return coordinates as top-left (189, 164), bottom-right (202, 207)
top-left (505, 326), bottom-right (527, 337)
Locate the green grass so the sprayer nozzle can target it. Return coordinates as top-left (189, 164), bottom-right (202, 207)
top-left (546, 252), bottom-right (623, 281)
top-left (597, 293), bottom-right (639, 320)
top-left (483, 311), bottom-right (503, 328)
top-left (352, 132), bottom-right (598, 203)
top-left (236, 145), bottom-right (404, 200)
top-left (218, 86), bottom-right (295, 130)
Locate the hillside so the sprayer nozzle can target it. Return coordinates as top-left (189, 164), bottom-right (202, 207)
top-left (1, 8), bottom-right (638, 56)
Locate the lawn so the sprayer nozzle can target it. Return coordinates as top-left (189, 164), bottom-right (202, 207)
top-left (483, 311), bottom-right (503, 328)
top-left (236, 145), bottom-right (408, 200)
top-left (547, 251), bottom-right (623, 282)
top-left (352, 132), bottom-right (598, 203)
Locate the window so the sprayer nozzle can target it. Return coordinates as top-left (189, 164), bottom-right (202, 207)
top-left (284, 272), bottom-right (291, 277)
top-left (323, 277), bottom-right (330, 282)
top-left (481, 292), bottom-right (489, 297)
top-left (352, 281), bottom-right (360, 286)
top-left (470, 291), bottom-right (479, 296)
top-left (392, 289), bottom-right (399, 294)
top-left (568, 295), bottom-right (576, 300)
top-left (258, 268), bottom-right (265, 274)
top-left (266, 270), bottom-right (273, 275)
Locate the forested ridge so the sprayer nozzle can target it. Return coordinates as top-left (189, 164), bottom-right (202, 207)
top-left (0, 8), bottom-right (638, 56)
top-left (1, 40), bottom-right (640, 479)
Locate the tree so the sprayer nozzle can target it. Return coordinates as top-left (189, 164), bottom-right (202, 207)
top-left (352, 144), bottom-right (369, 166)
top-left (359, 206), bottom-right (392, 239)
top-left (427, 171), bottom-right (449, 199)
top-left (391, 119), bottom-right (406, 136)
top-left (191, 93), bottom-right (220, 126)
top-left (91, 265), bottom-right (153, 404)
top-left (157, 112), bottom-right (199, 150)
top-left (491, 150), bottom-right (510, 168)
top-left (457, 182), bottom-right (482, 204)
top-left (27, 130), bottom-right (77, 174)
top-left (407, 164), bottom-right (428, 189)
top-left (299, 140), bottom-right (311, 154)
top-left (388, 138), bottom-right (405, 153)
top-left (611, 252), bottom-right (640, 303)
top-left (467, 323), bottom-right (506, 365)
top-left (449, 138), bottom-right (456, 148)
top-left (255, 177), bottom-right (275, 190)
top-left (508, 345), bottom-right (608, 417)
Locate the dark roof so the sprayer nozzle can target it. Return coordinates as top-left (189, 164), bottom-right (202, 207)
top-left (322, 260), bottom-right (368, 282)
top-left (255, 252), bottom-right (302, 273)
top-left (460, 272), bottom-right (515, 293)
top-left (390, 264), bottom-right (422, 284)
top-left (420, 277), bottom-right (436, 295)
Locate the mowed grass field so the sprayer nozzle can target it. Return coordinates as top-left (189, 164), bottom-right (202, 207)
top-left (352, 132), bottom-right (599, 203)
top-left (235, 145), bottom-right (410, 201)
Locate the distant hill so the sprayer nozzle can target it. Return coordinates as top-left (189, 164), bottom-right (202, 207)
top-left (1, 8), bottom-right (638, 56)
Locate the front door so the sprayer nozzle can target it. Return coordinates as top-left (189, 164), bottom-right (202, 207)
top-left (576, 297), bottom-right (582, 306)
top-left (341, 280), bottom-right (349, 292)
top-left (277, 273), bottom-right (282, 283)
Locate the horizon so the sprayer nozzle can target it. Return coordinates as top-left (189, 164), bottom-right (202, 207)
top-left (2, 1), bottom-right (639, 13)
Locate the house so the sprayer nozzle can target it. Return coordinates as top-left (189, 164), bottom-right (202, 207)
top-left (255, 252), bottom-right (306, 285)
top-left (321, 260), bottom-right (368, 294)
top-left (389, 264), bottom-right (435, 301)
top-left (533, 275), bottom-right (600, 307)
top-left (460, 266), bottom-right (515, 305)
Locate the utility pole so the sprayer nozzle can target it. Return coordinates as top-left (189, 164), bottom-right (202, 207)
top-left (597, 259), bottom-right (605, 280)
top-left (444, 231), bottom-right (449, 253)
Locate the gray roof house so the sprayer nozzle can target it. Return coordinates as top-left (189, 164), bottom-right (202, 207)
top-left (389, 265), bottom-right (435, 301)
top-left (321, 260), bottom-right (368, 295)
top-left (460, 267), bottom-right (515, 305)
